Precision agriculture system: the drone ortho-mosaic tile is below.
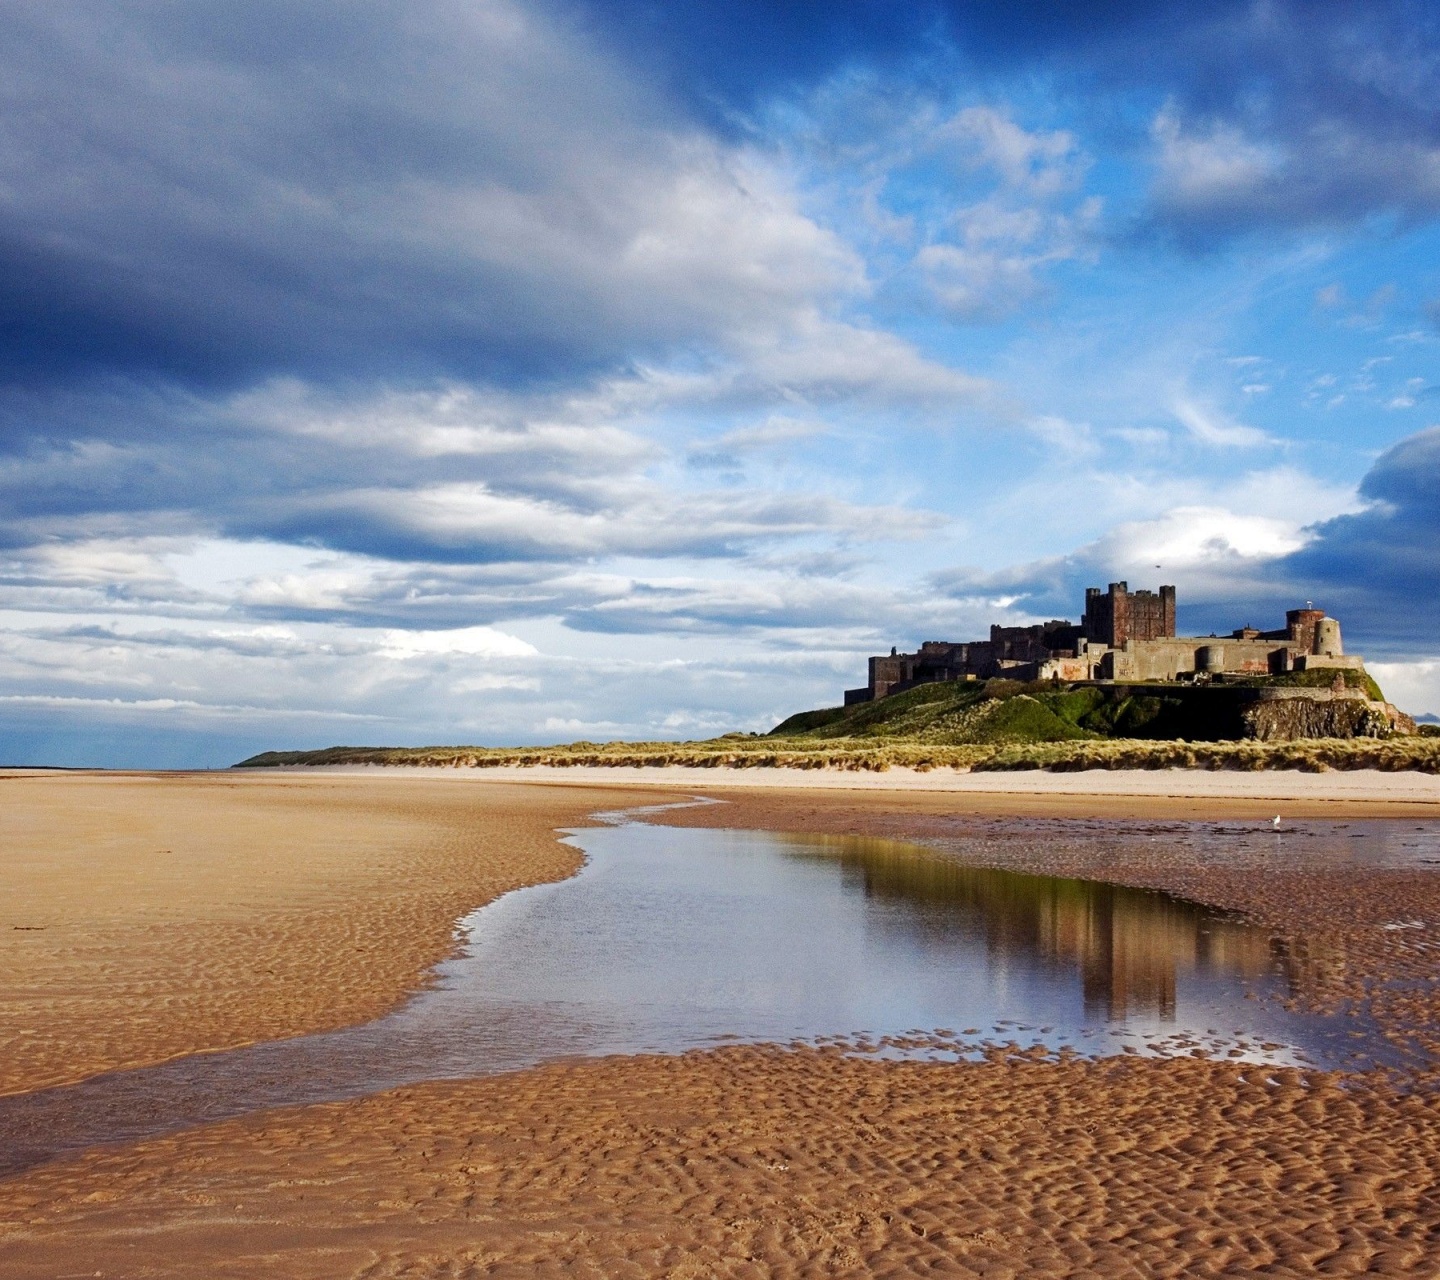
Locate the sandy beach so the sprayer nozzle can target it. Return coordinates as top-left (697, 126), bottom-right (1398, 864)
top-left (0, 771), bottom-right (662, 1094)
top-left (289, 760), bottom-right (1440, 810)
top-left (3, 767), bottom-right (1440, 1277)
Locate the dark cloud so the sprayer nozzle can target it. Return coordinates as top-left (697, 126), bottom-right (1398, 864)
top-left (0, 355), bottom-right (971, 567)
top-left (2, 0), bottom-right (1428, 410)
top-left (1277, 426), bottom-right (1440, 654)
top-left (1069, 1), bottom-right (1440, 239)
top-left (563, 0), bottom-right (1204, 112)
top-left (578, 0), bottom-right (1440, 241)
top-left (0, 0), bottom-right (1431, 412)
top-left (0, 2), bottom-right (854, 392)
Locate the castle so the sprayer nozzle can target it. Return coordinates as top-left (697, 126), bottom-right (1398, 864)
top-left (846, 582), bottom-right (1362, 705)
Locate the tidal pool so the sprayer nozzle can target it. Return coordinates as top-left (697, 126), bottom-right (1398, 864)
top-left (0, 809), bottom-right (1405, 1175)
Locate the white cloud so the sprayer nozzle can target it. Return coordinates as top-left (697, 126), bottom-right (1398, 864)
top-left (1096, 506), bottom-right (1310, 575)
top-left (912, 108), bottom-right (1100, 321)
top-left (1366, 661), bottom-right (1440, 718)
top-left (771, 89), bottom-right (1101, 325)
top-left (711, 416), bottom-right (828, 453)
top-left (1151, 106), bottom-right (1281, 209)
top-left (1172, 399), bottom-right (1273, 449)
top-left (939, 106), bottom-right (1088, 198)
top-left (1025, 414), bottom-right (1099, 459)
top-left (377, 626), bottom-right (537, 659)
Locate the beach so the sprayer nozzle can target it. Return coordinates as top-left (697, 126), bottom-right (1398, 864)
top-left (3, 767), bottom-right (1440, 1277)
top-left (0, 771), bottom-right (658, 1094)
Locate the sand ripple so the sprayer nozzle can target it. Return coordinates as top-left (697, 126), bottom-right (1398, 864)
top-left (3, 1048), bottom-right (1439, 1277)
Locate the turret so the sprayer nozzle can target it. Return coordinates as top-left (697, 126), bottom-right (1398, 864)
top-left (1286, 607), bottom-right (1325, 652)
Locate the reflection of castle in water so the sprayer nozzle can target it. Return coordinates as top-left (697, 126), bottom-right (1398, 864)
top-left (789, 837), bottom-right (1305, 1022)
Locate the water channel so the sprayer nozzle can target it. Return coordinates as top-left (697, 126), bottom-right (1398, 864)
top-left (1, 806), bottom-right (1427, 1177)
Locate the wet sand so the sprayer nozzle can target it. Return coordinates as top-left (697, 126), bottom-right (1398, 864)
top-left (4, 770), bottom-right (1440, 1277)
top-left (0, 771), bottom-right (659, 1094)
top-left (6, 1047), bottom-right (1440, 1278)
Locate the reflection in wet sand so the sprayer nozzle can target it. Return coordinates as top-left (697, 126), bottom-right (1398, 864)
top-left (788, 835), bottom-right (1309, 1022)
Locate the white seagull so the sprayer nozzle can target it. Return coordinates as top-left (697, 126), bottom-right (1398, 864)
top-left (1272, 815), bottom-right (1282, 829)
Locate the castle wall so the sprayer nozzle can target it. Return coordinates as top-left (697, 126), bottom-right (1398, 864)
top-left (1072, 638), bottom-right (1363, 682)
top-left (854, 586), bottom-right (1357, 704)
top-left (1099, 638), bottom-right (1282, 681)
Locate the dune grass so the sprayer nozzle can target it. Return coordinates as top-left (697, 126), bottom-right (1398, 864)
top-left (236, 733), bottom-right (1440, 773)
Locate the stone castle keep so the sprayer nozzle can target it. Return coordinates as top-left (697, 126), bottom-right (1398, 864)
top-left (846, 582), bottom-right (1362, 706)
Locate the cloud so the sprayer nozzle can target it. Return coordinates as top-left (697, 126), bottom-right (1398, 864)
top-left (1149, 110), bottom-right (1440, 241)
top-left (0, 596), bottom-right (899, 765)
top-left (954, 427), bottom-right (1440, 656)
top-left (687, 415), bottom-right (828, 470)
top-left (1172, 400), bottom-right (1273, 449)
top-left (245, 481), bottom-right (944, 564)
top-left (572, 2), bottom-right (1440, 243)
top-left (1135, 6), bottom-right (1440, 240)
top-left (0, 1), bottom-right (867, 389)
top-left (1364, 660), bottom-right (1440, 718)
top-left (376, 626), bottom-right (538, 660)
top-left (935, 505), bottom-right (1309, 624)
top-left (792, 96), bottom-right (1102, 323)
top-left (1273, 425), bottom-right (1440, 652)
top-left (930, 464), bottom-right (1364, 629)
top-left (917, 108), bottom-right (1100, 321)
top-left (711, 416), bottom-right (829, 453)
top-left (1151, 107), bottom-right (1282, 214)
top-left (0, 0), bottom-right (1002, 587)
top-left (0, 362), bottom-right (976, 571)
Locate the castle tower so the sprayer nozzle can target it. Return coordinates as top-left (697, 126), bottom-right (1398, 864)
top-left (1083, 582), bottom-right (1176, 647)
top-left (1286, 607), bottom-right (1325, 653)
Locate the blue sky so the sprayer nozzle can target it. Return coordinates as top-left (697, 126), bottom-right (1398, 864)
top-left (2, 0), bottom-right (1439, 766)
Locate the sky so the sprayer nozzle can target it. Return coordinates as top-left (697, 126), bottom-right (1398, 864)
top-left (1, 0), bottom-right (1439, 766)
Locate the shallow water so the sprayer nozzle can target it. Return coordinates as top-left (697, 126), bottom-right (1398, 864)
top-left (0, 810), bottom-right (1426, 1176)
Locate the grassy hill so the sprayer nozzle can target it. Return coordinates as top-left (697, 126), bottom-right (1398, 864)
top-left (769, 669), bottom-right (1387, 746)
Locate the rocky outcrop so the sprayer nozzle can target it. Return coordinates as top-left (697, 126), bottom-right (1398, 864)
top-left (1241, 689), bottom-right (1416, 741)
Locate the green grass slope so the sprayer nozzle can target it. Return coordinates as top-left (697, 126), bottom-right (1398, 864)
top-left (770, 680), bottom-right (1095, 744)
top-left (769, 670), bottom-right (1395, 748)
top-left (768, 678), bottom-right (1195, 746)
